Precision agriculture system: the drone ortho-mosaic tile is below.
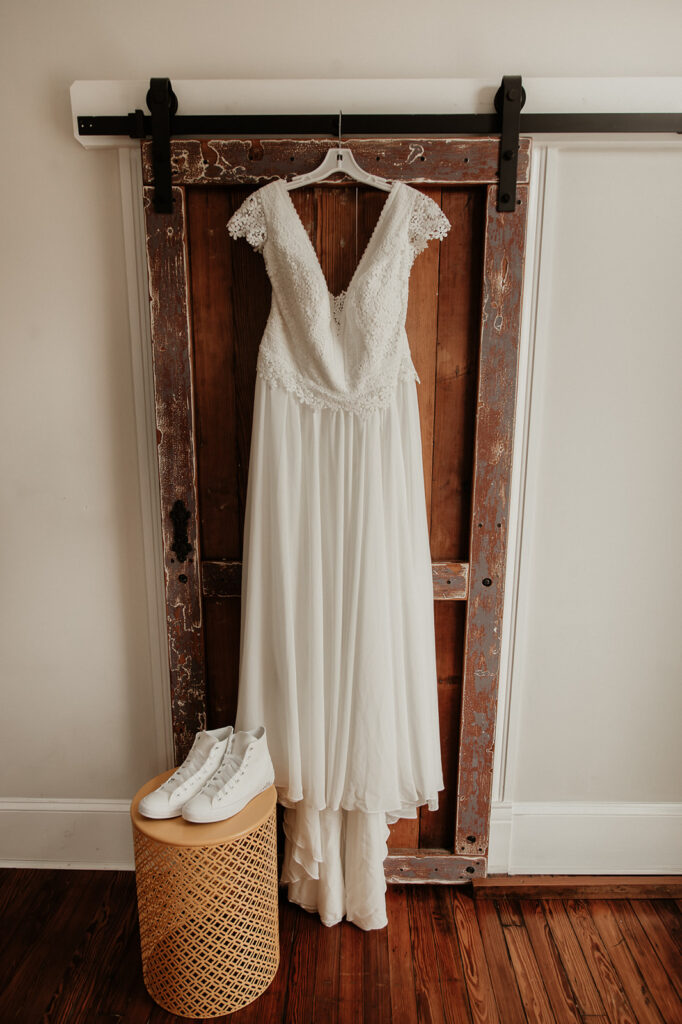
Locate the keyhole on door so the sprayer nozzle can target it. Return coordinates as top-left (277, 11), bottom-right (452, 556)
top-left (170, 499), bottom-right (193, 562)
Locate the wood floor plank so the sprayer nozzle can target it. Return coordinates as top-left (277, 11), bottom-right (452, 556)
top-left (338, 917), bottom-right (364, 1024)
top-left (242, 891), bottom-right (299, 1024)
top-left (451, 889), bottom-right (500, 1023)
top-left (473, 900), bottom-right (525, 1024)
top-left (588, 899), bottom-right (665, 1024)
top-left (542, 899), bottom-right (606, 1017)
top-left (386, 885), bottom-right (419, 1024)
top-left (501, 907), bottom-right (555, 1023)
top-left (362, 919), bottom-right (392, 1024)
top-left (42, 871), bottom-right (140, 1024)
top-left (311, 910), bottom-right (341, 1024)
top-left (652, 898), bottom-right (682, 954)
top-left (0, 869), bottom-right (75, 979)
top-left (0, 870), bottom-right (106, 1022)
top-left (519, 898), bottom-right (582, 1024)
top-left (282, 905), bottom-right (320, 1024)
top-left (631, 898), bottom-right (682, 998)
top-left (94, 898), bottom-right (153, 1024)
top-left (2, 868), bottom-right (681, 1024)
top-left (608, 898), bottom-right (682, 1024)
top-left (0, 868), bottom-right (42, 953)
top-left (407, 884), bottom-right (447, 1024)
top-left (496, 895), bottom-right (524, 928)
top-left (565, 898), bottom-right (638, 1024)
top-left (430, 885), bottom-right (473, 1024)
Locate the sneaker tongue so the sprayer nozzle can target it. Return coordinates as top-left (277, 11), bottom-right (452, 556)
top-left (193, 731), bottom-right (218, 758)
top-left (230, 732), bottom-right (252, 759)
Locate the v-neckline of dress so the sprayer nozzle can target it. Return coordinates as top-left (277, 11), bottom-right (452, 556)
top-left (273, 177), bottom-right (404, 301)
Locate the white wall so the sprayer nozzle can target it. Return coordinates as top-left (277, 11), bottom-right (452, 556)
top-left (1, 0), bottom-right (681, 869)
top-left (513, 148), bottom-right (682, 805)
top-left (488, 142), bottom-right (682, 874)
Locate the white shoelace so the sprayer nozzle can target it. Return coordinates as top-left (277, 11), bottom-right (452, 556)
top-left (163, 739), bottom-right (209, 789)
top-left (202, 750), bottom-right (243, 798)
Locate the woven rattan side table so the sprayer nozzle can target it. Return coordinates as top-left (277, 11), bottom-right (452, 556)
top-left (130, 770), bottom-right (279, 1018)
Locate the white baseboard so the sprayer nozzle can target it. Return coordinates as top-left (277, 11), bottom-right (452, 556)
top-left (489, 800), bottom-right (682, 875)
top-left (2, 797), bottom-right (681, 874)
top-left (0, 798), bottom-right (135, 870)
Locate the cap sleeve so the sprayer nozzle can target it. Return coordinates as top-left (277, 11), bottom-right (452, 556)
top-left (226, 190), bottom-right (267, 253)
top-left (408, 190), bottom-right (451, 260)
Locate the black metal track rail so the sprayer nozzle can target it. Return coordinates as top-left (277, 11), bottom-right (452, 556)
top-left (77, 76), bottom-right (681, 214)
top-left (77, 112), bottom-right (682, 137)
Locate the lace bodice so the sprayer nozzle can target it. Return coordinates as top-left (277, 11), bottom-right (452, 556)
top-left (227, 178), bottom-right (451, 416)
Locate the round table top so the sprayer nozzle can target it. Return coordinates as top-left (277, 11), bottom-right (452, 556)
top-left (130, 769), bottom-right (277, 848)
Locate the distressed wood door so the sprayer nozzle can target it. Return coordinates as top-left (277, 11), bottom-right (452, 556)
top-left (142, 137), bottom-right (530, 880)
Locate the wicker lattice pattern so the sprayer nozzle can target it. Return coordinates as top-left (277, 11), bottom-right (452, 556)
top-left (132, 806), bottom-right (279, 1018)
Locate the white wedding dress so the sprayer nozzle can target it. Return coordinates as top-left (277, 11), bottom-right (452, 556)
top-left (227, 178), bottom-right (450, 930)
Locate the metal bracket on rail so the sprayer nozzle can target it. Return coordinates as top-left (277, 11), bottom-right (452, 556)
top-left (144, 78), bottom-right (178, 214)
top-left (494, 75), bottom-right (526, 213)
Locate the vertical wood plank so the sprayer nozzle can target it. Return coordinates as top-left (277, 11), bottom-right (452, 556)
top-left (186, 187), bottom-right (242, 559)
top-left (144, 183), bottom-right (207, 761)
top-left (430, 187), bottom-right (485, 561)
top-left (202, 596), bottom-right (240, 728)
top-left (408, 184), bottom-right (446, 524)
top-left (418, 677), bottom-right (462, 849)
top-left (455, 181), bottom-right (529, 859)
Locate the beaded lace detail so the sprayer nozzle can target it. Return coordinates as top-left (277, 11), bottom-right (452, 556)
top-left (227, 180), bottom-right (451, 416)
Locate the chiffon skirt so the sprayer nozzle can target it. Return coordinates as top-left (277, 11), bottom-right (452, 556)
top-left (234, 374), bottom-right (444, 930)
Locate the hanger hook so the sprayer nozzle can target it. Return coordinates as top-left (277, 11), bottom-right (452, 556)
top-left (338, 109), bottom-right (342, 152)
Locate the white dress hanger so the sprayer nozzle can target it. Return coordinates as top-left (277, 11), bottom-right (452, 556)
top-left (282, 110), bottom-right (393, 193)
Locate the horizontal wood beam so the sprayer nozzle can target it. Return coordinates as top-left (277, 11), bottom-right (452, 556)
top-left (202, 559), bottom-right (468, 600)
top-left (385, 849), bottom-right (485, 883)
top-left (431, 561), bottom-right (468, 599)
top-left (141, 137), bottom-right (532, 188)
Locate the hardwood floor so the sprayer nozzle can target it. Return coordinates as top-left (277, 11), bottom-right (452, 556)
top-left (0, 869), bottom-right (680, 1023)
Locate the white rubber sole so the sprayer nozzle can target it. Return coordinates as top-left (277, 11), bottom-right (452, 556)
top-left (137, 805), bottom-right (183, 820)
top-left (182, 777), bottom-right (275, 824)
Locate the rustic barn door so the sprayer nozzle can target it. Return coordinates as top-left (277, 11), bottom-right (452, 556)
top-left (142, 137), bottom-right (530, 881)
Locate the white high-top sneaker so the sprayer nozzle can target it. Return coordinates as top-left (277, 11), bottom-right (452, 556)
top-left (138, 725), bottom-right (234, 819)
top-left (181, 726), bottom-right (275, 823)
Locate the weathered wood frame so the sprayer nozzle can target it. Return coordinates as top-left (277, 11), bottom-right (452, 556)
top-left (141, 136), bottom-right (530, 880)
